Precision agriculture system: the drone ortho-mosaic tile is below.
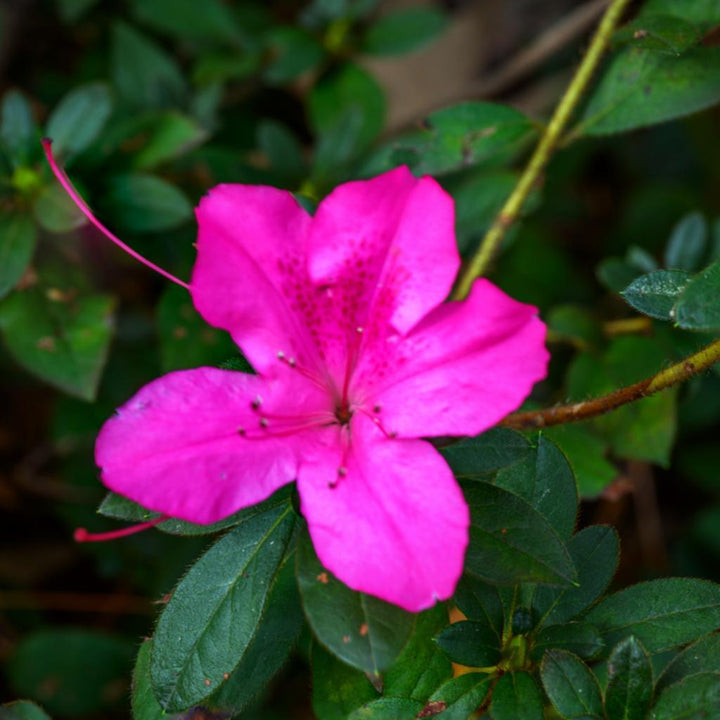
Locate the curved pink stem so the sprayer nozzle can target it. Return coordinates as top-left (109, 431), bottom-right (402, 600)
top-left (74, 515), bottom-right (169, 542)
top-left (42, 138), bottom-right (190, 289)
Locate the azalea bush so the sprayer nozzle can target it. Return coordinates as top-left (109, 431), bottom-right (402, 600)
top-left (2, 0), bottom-right (720, 718)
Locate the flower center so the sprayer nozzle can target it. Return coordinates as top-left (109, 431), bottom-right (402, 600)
top-left (335, 402), bottom-right (353, 425)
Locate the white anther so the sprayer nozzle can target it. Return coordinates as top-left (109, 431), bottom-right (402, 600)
top-left (259, 417), bottom-right (269, 428)
top-left (277, 351), bottom-right (285, 360)
top-left (337, 466), bottom-right (348, 477)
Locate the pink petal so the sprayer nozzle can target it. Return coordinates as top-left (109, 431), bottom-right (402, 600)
top-left (191, 185), bottom-right (320, 376)
top-left (96, 368), bottom-right (329, 524)
top-left (297, 414), bottom-right (469, 612)
top-left (360, 279), bottom-right (549, 438)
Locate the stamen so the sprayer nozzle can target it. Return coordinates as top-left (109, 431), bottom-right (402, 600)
top-left (329, 427), bottom-right (352, 489)
top-left (74, 515), bottom-right (169, 543)
top-left (42, 138), bottom-right (190, 290)
top-left (358, 407), bottom-right (397, 439)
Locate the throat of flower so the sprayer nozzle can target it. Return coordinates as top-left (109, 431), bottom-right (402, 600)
top-left (42, 138), bottom-right (189, 290)
top-left (237, 396), bottom-right (335, 439)
top-left (74, 515), bottom-right (169, 543)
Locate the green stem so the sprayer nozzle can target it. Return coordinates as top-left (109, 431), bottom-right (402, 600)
top-left (452, 0), bottom-right (631, 300)
top-left (502, 338), bottom-right (720, 430)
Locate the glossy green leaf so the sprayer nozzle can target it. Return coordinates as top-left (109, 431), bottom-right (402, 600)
top-left (423, 673), bottom-right (492, 720)
top-left (264, 26), bottom-right (325, 84)
top-left (33, 183), bottom-right (86, 233)
top-left (531, 622), bottom-right (604, 661)
top-left (656, 633), bottom-right (720, 692)
top-left (605, 636), bottom-right (653, 720)
top-left (615, 15), bottom-right (701, 56)
top-left (640, 0), bottom-right (720, 33)
top-left (151, 502), bottom-right (296, 710)
top-left (0, 90), bottom-right (36, 165)
top-left (434, 620), bottom-right (501, 668)
top-left (393, 102), bottom-right (535, 176)
top-left (586, 578), bottom-right (720, 653)
top-left (674, 260), bottom-right (720, 330)
top-left (453, 575), bottom-right (504, 642)
top-left (45, 83), bottom-right (112, 158)
top-left (650, 672), bottom-right (720, 719)
top-left (107, 173), bottom-right (192, 232)
top-left (442, 427), bottom-right (530, 477)
top-left (133, 112), bottom-right (208, 170)
top-left (348, 698), bottom-right (424, 719)
top-left (0, 288), bottom-right (114, 400)
top-left (383, 604), bottom-right (453, 702)
top-left (462, 480), bottom-right (577, 586)
top-left (296, 529), bottom-right (414, 675)
top-left (534, 525), bottom-right (619, 628)
top-left (131, 640), bottom-right (164, 720)
top-left (578, 46), bottom-right (720, 136)
top-left (621, 269), bottom-right (693, 319)
top-left (541, 649), bottom-right (604, 719)
top-left (157, 285), bottom-right (237, 372)
top-left (664, 211), bottom-right (708, 270)
top-left (491, 671), bottom-right (544, 720)
top-left (0, 701), bottom-right (53, 720)
top-left (0, 213), bottom-right (36, 299)
top-left (111, 22), bottom-right (186, 108)
top-left (494, 435), bottom-right (578, 539)
top-left (311, 644), bottom-right (377, 720)
top-left (362, 8), bottom-right (448, 56)
top-left (7, 629), bottom-right (134, 717)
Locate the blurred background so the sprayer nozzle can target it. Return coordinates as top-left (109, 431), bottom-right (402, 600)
top-left (0, 0), bottom-right (718, 717)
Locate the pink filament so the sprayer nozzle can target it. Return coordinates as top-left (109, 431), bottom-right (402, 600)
top-left (74, 515), bottom-right (169, 542)
top-left (41, 138), bottom-right (190, 290)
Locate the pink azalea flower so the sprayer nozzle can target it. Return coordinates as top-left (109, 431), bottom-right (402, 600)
top-left (44, 142), bottom-right (548, 611)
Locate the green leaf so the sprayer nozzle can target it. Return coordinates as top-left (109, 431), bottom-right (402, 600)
top-left (547, 304), bottom-right (603, 348)
top-left (441, 427), bottom-right (530, 477)
top-left (55, 0), bottom-right (101, 22)
top-left (656, 633), bottom-right (720, 692)
top-left (0, 287), bottom-right (114, 400)
top-left (256, 120), bottom-right (306, 180)
top-left (674, 259), bottom-right (720, 331)
top-left (664, 211), bottom-right (708, 271)
top-left (7, 630), bottom-right (134, 717)
top-left (348, 698), bottom-right (424, 719)
top-left (462, 480), bottom-right (577, 587)
top-left (393, 102), bottom-right (536, 177)
top-left (541, 649), bottom-right (604, 719)
top-left (586, 578), bottom-right (720, 653)
top-left (150, 502), bottom-right (296, 711)
top-left (423, 673), bottom-right (493, 720)
top-left (157, 285), bottom-right (237, 372)
top-left (133, 112), bottom-right (208, 170)
top-left (33, 183), bottom-right (86, 233)
top-left (264, 27), bottom-right (325, 84)
top-left (604, 636), bottom-right (653, 720)
top-left (362, 7), bottom-right (448, 56)
top-left (131, 640), bottom-right (164, 720)
top-left (130, 0), bottom-right (245, 44)
top-left (494, 435), bottom-right (578, 539)
top-left (531, 622), bottom-right (604, 662)
top-left (45, 83), bottom-right (113, 159)
top-left (453, 575), bottom-right (504, 642)
top-left (578, 46), bottom-right (720, 136)
top-left (0, 90), bottom-right (36, 165)
top-left (649, 672), bottom-right (720, 719)
top-left (639, 0), bottom-right (720, 33)
top-left (543, 424), bottom-right (616, 498)
top-left (207, 551), bottom-right (304, 716)
top-left (383, 604), bottom-right (453, 702)
top-left (434, 620), bottom-right (501, 668)
top-left (111, 22), bottom-right (186, 108)
top-left (621, 269), bottom-right (693, 319)
top-left (615, 15), bottom-right (701, 56)
top-left (0, 701), bottom-right (53, 720)
top-left (491, 672), bottom-right (544, 720)
top-left (0, 213), bottom-right (36, 299)
top-left (106, 173), bottom-right (192, 232)
top-left (296, 529), bottom-right (414, 675)
top-left (534, 525), bottom-right (619, 628)
top-left (311, 643), bottom-right (378, 720)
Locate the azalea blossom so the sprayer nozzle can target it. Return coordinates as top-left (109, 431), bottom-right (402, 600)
top-left (44, 142), bottom-right (548, 611)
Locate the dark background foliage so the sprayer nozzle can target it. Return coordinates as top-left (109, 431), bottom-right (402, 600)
top-left (0, 0), bottom-right (719, 718)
